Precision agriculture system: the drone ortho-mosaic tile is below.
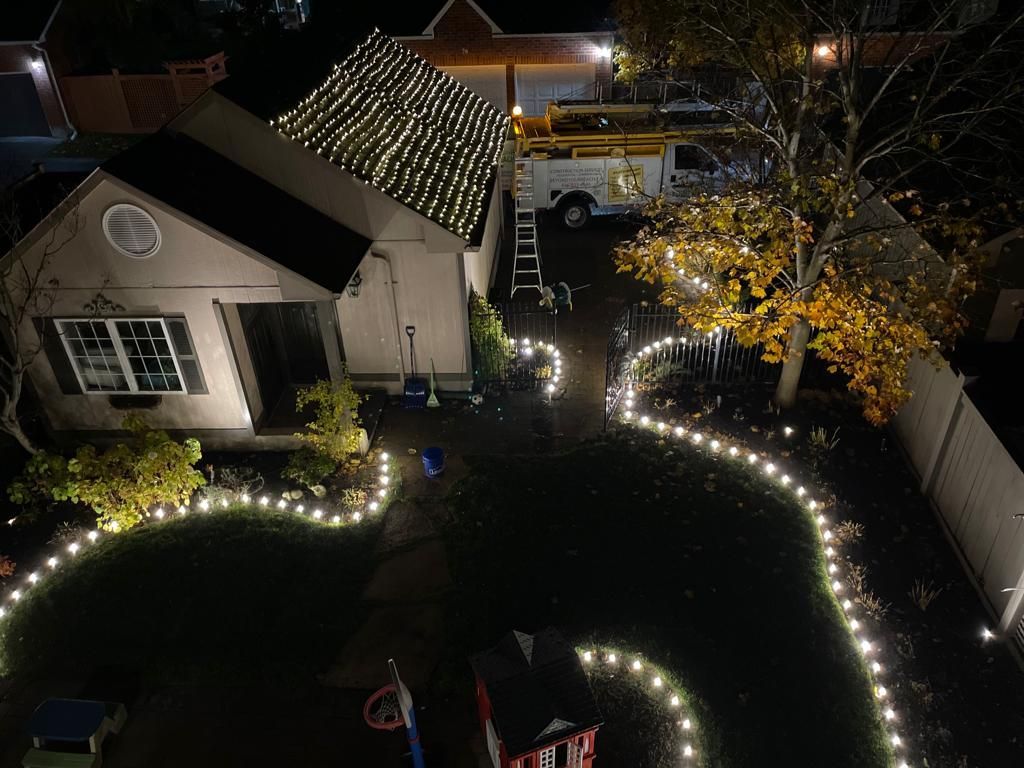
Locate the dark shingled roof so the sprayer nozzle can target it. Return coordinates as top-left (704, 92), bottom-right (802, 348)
top-left (101, 132), bottom-right (370, 293)
top-left (471, 628), bottom-right (603, 758)
top-left (0, 0), bottom-right (60, 42)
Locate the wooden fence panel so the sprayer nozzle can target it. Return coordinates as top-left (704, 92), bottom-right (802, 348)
top-left (119, 76), bottom-right (178, 131)
top-left (59, 75), bottom-right (135, 133)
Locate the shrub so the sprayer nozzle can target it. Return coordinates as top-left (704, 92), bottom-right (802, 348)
top-left (7, 415), bottom-right (205, 532)
top-left (340, 487), bottom-right (368, 511)
top-left (283, 447), bottom-right (336, 489)
top-left (468, 290), bottom-right (513, 382)
top-left (294, 376), bottom-right (363, 464)
top-left (0, 555), bottom-right (14, 579)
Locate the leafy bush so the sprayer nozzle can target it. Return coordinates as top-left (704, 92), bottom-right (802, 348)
top-left (0, 555), bottom-right (14, 579)
top-left (340, 487), bottom-right (368, 511)
top-left (7, 415), bottom-right (205, 531)
top-left (468, 290), bottom-right (513, 382)
top-left (283, 447), bottom-right (336, 489)
top-left (294, 377), bottom-right (363, 464)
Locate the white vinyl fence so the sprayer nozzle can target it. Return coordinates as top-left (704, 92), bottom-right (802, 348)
top-left (893, 355), bottom-right (1024, 647)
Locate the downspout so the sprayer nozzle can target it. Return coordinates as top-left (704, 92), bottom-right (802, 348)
top-left (371, 251), bottom-right (406, 384)
top-left (32, 42), bottom-right (77, 139)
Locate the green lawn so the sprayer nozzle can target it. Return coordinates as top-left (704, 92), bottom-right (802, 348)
top-left (0, 507), bottom-right (381, 682)
top-left (445, 431), bottom-right (889, 768)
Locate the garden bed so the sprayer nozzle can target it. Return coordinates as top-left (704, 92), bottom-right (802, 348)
top-left (0, 507), bottom-right (383, 683)
top-left (442, 432), bottom-right (889, 768)
top-left (640, 381), bottom-right (1024, 767)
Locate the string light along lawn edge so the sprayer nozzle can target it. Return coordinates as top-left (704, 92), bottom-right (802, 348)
top-left (578, 644), bottom-right (702, 764)
top-left (617, 404), bottom-right (913, 768)
top-left (0, 452), bottom-right (398, 621)
top-left (512, 337), bottom-right (567, 400)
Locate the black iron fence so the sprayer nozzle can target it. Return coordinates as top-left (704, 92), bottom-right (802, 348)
top-left (470, 300), bottom-right (557, 391)
top-left (605, 303), bottom-right (782, 426)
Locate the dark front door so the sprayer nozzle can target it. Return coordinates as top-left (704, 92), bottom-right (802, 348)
top-left (239, 303), bottom-right (329, 416)
top-left (0, 73), bottom-right (50, 137)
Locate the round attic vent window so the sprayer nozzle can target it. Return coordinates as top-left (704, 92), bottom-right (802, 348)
top-left (102, 203), bottom-right (161, 258)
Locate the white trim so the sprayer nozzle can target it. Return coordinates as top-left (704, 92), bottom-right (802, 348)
top-left (39, 0), bottom-right (64, 42)
top-left (56, 317), bottom-right (188, 395)
top-left (422, 0), bottom-right (502, 35)
top-left (102, 203), bottom-right (162, 258)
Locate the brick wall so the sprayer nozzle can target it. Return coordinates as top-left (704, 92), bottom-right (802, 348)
top-left (398, 0), bottom-right (613, 111)
top-left (0, 44), bottom-right (69, 136)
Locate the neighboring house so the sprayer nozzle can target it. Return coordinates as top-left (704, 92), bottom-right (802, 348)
top-left (3, 29), bottom-right (506, 449)
top-left (471, 628), bottom-right (602, 768)
top-left (377, 0), bottom-right (615, 115)
top-left (0, 0), bottom-right (74, 137)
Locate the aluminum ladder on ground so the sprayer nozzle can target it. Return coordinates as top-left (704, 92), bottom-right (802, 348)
top-left (510, 156), bottom-right (543, 298)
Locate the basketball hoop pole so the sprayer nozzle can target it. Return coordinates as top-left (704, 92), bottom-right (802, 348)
top-left (388, 658), bottom-right (425, 768)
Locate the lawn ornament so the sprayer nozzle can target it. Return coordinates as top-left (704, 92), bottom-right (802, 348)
top-left (471, 393), bottom-right (484, 406)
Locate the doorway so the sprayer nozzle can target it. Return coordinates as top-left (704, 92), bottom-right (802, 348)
top-left (238, 302), bottom-right (330, 428)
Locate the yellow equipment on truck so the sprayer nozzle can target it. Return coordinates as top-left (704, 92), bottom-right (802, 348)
top-left (511, 102), bottom-right (744, 229)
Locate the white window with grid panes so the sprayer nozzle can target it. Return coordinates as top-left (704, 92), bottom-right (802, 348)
top-left (56, 318), bottom-right (195, 394)
top-left (539, 746), bottom-right (555, 768)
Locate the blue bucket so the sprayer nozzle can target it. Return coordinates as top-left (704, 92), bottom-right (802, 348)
top-left (422, 447), bottom-right (445, 478)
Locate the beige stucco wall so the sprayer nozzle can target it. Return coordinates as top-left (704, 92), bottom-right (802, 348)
top-left (9, 174), bottom-right (333, 445)
top-left (338, 242), bottom-right (473, 394)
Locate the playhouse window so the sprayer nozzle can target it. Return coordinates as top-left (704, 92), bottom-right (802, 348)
top-left (56, 317), bottom-right (203, 395)
top-left (555, 743), bottom-right (568, 766)
top-left (539, 746), bottom-right (555, 768)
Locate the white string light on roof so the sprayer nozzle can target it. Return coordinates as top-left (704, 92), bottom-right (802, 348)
top-left (270, 30), bottom-right (508, 240)
top-left (618, 403), bottom-right (917, 767)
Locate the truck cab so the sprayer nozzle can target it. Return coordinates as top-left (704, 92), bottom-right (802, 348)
top-left (664, 142), bottom-right (726, 202)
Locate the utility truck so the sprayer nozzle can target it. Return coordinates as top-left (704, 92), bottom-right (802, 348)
top-left (510, 101), bottom-right (750, 229)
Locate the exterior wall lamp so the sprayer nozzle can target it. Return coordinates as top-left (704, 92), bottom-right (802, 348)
top-left (347, 270), bottom-right (363, 298)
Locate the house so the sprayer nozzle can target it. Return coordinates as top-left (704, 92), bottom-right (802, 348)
top-left (0, 0), bottom-right (73, 137)
top-left (350, 0), bottom-right (615, 115)
top-left (3, 28), bottom-right (507, 449)
top-left (471, 628), bottom-right (602, 768)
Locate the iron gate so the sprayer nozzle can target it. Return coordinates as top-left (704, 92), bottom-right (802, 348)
top-left (604, 303), bottom-right (781, 426)
top-left (471, 300), bottom-right (557, 391)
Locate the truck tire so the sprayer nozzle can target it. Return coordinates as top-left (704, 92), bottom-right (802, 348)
top-left (559, 199), bottom-right (591, 230)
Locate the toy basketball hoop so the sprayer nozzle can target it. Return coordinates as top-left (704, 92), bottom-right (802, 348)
top-left (363, 684), bottom-right (403, 731)
top-left (363, 659), bottom-right (426, 768)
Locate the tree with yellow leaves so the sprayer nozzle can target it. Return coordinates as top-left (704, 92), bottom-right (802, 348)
top-left (612, 0), bottom-right (1023, 423)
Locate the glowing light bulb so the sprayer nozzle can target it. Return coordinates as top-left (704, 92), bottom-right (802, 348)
top-left (199, 500), bottom-right (210, 511)
top-left (816, 44), bottom-right (831, 57)
top-left (764, 463), bottom-right (776, 474)
top-left (781, 474), bottom-right (791, 485)
top-left (729, 446), bottom-right (738, 456)
top-left (11, 590), bottom-right (21, 601)
top-left (890, 734), bottom-right (901, 746)
top-left (710, 440), bottom-right (720, 450)
top-left (68, 543), bottom-right (80, 555)
top-left (850, 619), bottom-right (860, 630)
top-left (748, 454), bottom-right (758, 464)
top-left (860, 639), bottom-right (872, 653)
top-left (220, 499), bottom-right (229, 508)
top-left (27, 572), bottom-right (38, 584)
top-left (583, 651), bottom-right (593, 662)
top-left (47, 557), bottom-right (58, 568)
top-left (670, 695), bottom-right (680, 706)
top-left (653, 676), bottom-right (663, 687)
top-left (155, 508), bottom-right (165, 519)
top-left (608, 653), bottom-right (617, 663)
top-left (178, 505), bottom-right (187, 515)
top-left (692, 433), bottom-right (703, 443)
top-left (640, 416), bottom-right (650, 426)
top-left (369, 501), bottom-right (380, 511)
top-left (656, 422), bottom-right (666, 431)
top-left (378, 488), bottom-right (387, 498)
top-left (381, 452), bottom-right (390, 461)
top-left (260, 496), bottom-right (269, 507)
top-left (872, 661), bottom-right (882, 673)
top-left (683, 718), bottom-right (691, 730)
top-left (884, 708), bottom-right (895, 721)
top-left (88, 531), bottom-right (98, 542)
top-left (877, 685), bottom-right (888, 698)
top-left (632, 660), bottom-right (642, 671)
top-left (784, 426), bottom-right (794, 436)
top-left (241, 494), bottom-right (250, 504)
top-left (842, 599), bottom-right (852, 611)
top-left (982, 628), bottom-right (995, 641)
top-left (832, 580), bottom-right (843, 592)
top-left (623, 410), bottom-right (633, 420)
top-left (277, 499), bottom-right (287, 509)
top-left (684, 745), bottom-right (693, 758)
top-left (674, 426), bottom-right (685, 437)
top-left (546, 383), bottom-right (556, 393)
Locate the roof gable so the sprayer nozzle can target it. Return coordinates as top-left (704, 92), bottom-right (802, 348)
top-left (424, 0), bottom-right (501, 35)
top-left (270, 29), bottom-right (508, 241)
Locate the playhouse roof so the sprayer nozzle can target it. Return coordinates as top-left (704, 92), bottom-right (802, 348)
top-left (219, 28), bottom-right (507, 244)
top-left (471, 628), bottom-right (602, 758)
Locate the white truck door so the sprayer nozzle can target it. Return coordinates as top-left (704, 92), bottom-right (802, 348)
top-left (665, 143), bottom-right (724, 202)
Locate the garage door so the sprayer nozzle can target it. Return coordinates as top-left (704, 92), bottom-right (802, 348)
top-left (0, 73), bottom-right (50, 137)
top-left (439, 65), bottom-right (508, 113)
top-left (514, 64), bottom-right (596, 117)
